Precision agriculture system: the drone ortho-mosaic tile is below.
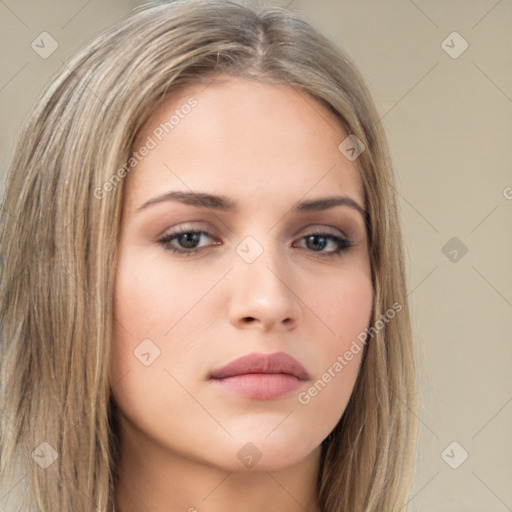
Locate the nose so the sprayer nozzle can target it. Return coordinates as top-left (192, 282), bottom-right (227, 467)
top-left (227, 244), bottom-right (302, 332)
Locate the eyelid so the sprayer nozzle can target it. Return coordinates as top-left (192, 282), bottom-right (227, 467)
top-left (157, 222), bottom-right (215, 239)
top-left (159, 222), bottom-right (350, 242)
top-left (294, 223), bottom-right (351, 242)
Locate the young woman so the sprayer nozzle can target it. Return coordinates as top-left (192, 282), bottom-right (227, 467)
top-left (0, 1), bottom-right (418, 510)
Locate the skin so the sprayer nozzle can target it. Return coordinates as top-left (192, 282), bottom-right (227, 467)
top-left (110, 75), bottom-right (373, 512)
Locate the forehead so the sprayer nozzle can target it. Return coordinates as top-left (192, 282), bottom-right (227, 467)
top-left (127, 75), bottom-right (364, 211)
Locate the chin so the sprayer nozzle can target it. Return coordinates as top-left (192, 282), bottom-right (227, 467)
top-left (204, 433), bottom-right (322, 473)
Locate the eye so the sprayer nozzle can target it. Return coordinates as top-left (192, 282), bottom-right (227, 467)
top-left (158, 227), bottom-right (217, 255)
top-left (293, 232), bottom-right (353, 257)
top-left (158, 226), bottom-right (353, 258)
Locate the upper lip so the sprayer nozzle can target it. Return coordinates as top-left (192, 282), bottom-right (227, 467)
top-left (209, 352), bottom-right (310, 381)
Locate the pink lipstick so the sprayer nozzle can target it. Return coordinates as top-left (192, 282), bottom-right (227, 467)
top-left (208, 352), bottom-right (309, 400)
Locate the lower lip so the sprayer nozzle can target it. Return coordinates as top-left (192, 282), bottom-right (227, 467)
top-left (211, 374), bottom-right (305, 400)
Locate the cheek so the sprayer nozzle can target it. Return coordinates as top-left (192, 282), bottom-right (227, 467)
top-left (110, 251), bottom-right (172, 386)
top-left (109, 248), bottom-right (224, 405)
top-left (108, 255), bottom-right (193, 437)
top-left (293, 265), bottom-right (372, 420)
top-left (110, 250), bottom-right (217, 359)
top-left (301, 260), bottom-right (373, 348)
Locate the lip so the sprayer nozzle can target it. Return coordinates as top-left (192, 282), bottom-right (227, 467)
top-left (208, 352), bottom-right (310, 400)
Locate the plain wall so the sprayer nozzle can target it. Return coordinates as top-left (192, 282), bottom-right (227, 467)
top-left (0, 1), bottom-right (510, 511)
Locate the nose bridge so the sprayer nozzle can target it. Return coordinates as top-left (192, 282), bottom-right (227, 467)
top-left (235, 233), bottom-right (290, 298)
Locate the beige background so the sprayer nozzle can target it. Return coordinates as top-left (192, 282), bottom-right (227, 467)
top-left (1, 1), bottom-right (511, 511)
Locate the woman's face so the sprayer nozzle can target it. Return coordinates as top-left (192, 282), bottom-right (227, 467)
top-left (110, 75), bottom-right (373, 473)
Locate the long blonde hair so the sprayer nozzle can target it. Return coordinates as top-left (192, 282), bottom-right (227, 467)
top-left (0, 1), bottom-right (418, 510)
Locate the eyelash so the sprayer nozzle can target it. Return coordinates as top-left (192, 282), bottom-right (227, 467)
top-left (157, 227), bottom-right (353, 258)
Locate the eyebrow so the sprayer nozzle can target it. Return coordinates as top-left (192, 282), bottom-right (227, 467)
top-left (137, 190), bottom-right (368, 220)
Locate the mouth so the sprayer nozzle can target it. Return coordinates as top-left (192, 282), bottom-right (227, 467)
top-left (208, 352), bottom-right (310, 400)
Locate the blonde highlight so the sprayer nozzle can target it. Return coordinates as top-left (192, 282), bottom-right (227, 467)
top-left (0, 1), bottom-right (418, 510)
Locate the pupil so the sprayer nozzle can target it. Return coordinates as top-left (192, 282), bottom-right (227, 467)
top-left (307, 235), bottom-right (327, 251)
top-left (180, 233), bottom-right (200, 248)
